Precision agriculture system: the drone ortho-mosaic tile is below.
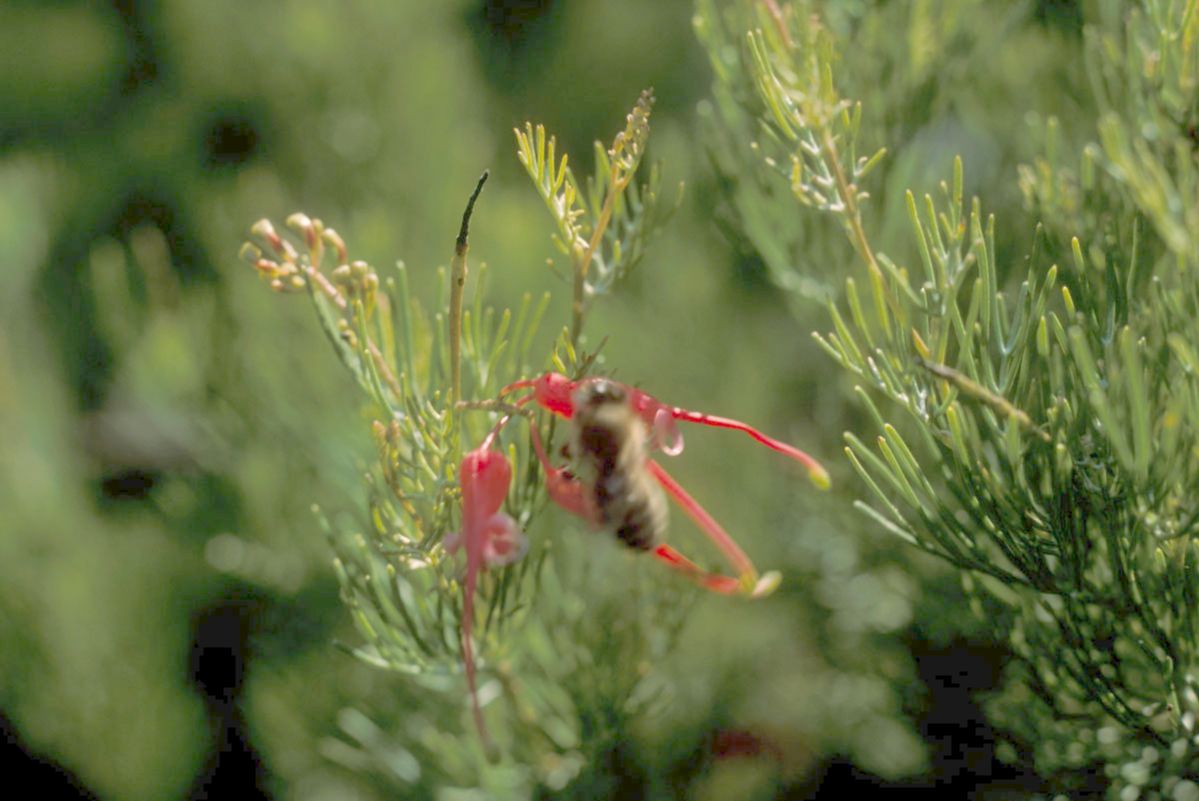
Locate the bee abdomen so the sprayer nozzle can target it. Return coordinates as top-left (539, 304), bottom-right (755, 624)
top-left (593, 473), bottom-right (664, 552)
top-left (571, 378), bottom-right (667, 553)
top-left (614, 508), bottom-right (662, 551)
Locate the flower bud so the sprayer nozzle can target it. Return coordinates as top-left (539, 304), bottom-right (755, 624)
top-left (250, 219), bottom-right (281, 251)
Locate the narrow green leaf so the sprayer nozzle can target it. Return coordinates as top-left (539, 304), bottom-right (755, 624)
top-left (1068, 327), bottom-right (1134, 469)
top-left (857, 147), bottom-right (887, 179)
top-left (1070, 236), bottom-right (1086, 275)
top-left (1118, 325), bottom-right (1151, 479)
top-left (945, 402), bottom-right (971, 464)
top-left (854, 385), bottom-right (888, 432)
top-left (845, 277), bottom-right (875, 349)
top-left (877, 435), bottom-right (922, 509)
top-left (1168, 332), bottom-right (1199, 373)
top-left (1003, 412), bottom-right (1023, 473)
top-left (923, 194), bottom-right (947, 286)
top-left (843, 443), bottom-right (907, 523)
top-left (875, 253), bottom-right (922, 306)
top-left (853, 500), bottom-right (919, 547)
top-left (868, 261), bottom-right (892, 337)
top-left (816, 335), bottom-right (864, 377)
top-left (883, 423), bottom-right (938, 496)
top-left (972, 206), bottom-right (993, 337)
top-left (829, 301), bottom-right (866, 367)
top-left (907, 190), bottom-right (935, 288)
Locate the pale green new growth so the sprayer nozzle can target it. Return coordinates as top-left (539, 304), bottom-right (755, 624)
top-left (515, 89), bottom-right (682, 345)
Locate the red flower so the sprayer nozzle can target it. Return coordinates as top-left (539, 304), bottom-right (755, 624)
top-left (446, 432), bottom-right (526, 755)
top-left (503, 373), bottom-right (828, 598)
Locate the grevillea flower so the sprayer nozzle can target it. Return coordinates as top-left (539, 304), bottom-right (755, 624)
top-left (503, 372), bottom-right (830, 488)
top-left (503, 373), bottom-right (828, 598)
top-left (444, 430), bottom-right (526, 754)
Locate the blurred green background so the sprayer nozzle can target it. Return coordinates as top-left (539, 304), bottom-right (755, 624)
top-left (0, 1), bottom-right (1090, 798)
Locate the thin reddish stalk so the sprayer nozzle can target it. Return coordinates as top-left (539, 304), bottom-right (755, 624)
top-left (499, 378), bottom-right (536, 396)
top-left (461, 567), bottom-right (493, 754)
top-left (480, 415), bottom-right (510, 451)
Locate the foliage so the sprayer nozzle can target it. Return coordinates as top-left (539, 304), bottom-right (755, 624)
top-left (24, 1), bottom-right (1199, 798)
top-left (514, 88), bottom-right (682, 344)
top-left (240, 96), bottom-right (698, 794)
top-left (701, 0), bottom-right (1199, 796)
top-left (4, 4), bottom-right (915, 798)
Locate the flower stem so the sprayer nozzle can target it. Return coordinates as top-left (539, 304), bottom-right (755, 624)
top-left (821, 129), bottom-right (879, 281)
top-left (301, 260), bottom-right (404, 400)
top-left (571, 161), bottom-right (620, 346)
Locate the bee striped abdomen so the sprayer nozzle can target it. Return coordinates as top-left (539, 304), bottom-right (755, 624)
top-left (611, 487), bottom-right (666, 551)
top-left (572, 379), bottom-right (667, 552)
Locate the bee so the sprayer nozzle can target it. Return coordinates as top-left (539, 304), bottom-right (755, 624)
top-left (506, 371), bottom-right (815, 597)
top-left (570, 378), bottom-right (668, 552)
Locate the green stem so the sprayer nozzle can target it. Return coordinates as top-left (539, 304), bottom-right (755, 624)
top-left (571, 162), bottom-right (621, 346)
top-left (819, 128), bottom-right (903, 328)
top-left (821, 129), bottom-right (879, 278)
top-left (301, 259), bottom-right (404, 401)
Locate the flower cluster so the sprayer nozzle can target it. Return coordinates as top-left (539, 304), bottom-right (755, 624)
top-left (446, 372), bottom-right (828, 748)
top-left (240, 90), bottom-right (829, 777)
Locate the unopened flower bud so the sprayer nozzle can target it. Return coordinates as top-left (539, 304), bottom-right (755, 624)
top-left (239, 242), bottom-right (262, 263)
top-left (322, 228), bottom-right (348, 264)
top-left (331, 263), bottom-right (352, 285)
top-left (285, 212), bottom-right (311, 231)
top-left (250, 219), bottom-right (279, 248)
top-left (286, 213), bottom-right (316, 248)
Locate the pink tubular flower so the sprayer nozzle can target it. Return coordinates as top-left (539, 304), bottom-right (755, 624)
top-left (445, 429), bottom-right (526, 755)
